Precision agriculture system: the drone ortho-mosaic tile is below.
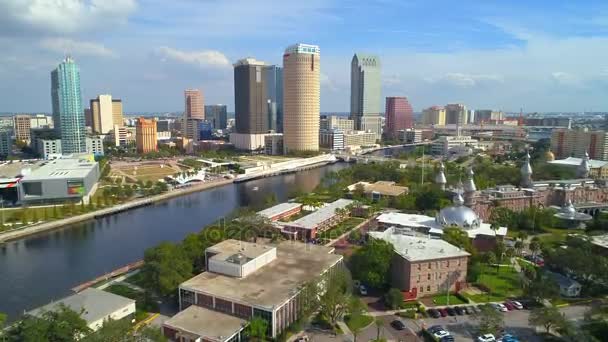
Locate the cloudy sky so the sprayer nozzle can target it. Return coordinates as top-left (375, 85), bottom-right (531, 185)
top-left (1, 0), bottom-right (608, 113)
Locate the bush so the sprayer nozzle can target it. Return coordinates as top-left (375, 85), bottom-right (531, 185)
top-left (454, 292), bottom-right (470, 304)
top-left (384, 288), bottom-right (403, 309)
top-left (397, 310), bottom-right (417, 319)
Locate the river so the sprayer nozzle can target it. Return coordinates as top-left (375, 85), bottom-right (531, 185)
top-left (0, 163), bottom-right (349, 321)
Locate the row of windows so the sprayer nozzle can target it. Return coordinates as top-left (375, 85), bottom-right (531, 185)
top-left (416, 258), bottom-right (463, 271)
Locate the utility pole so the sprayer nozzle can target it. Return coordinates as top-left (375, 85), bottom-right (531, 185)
top-left (421, 145), bottom-right (425, 186)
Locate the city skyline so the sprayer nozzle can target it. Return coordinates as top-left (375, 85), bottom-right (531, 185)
top-left (1, 1), bottom-right (608, 113)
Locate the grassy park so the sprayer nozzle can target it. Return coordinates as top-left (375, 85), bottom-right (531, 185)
top-left (466, 265), bottom-right (523, 302)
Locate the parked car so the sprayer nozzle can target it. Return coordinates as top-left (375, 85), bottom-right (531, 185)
top-left (472, 305), bottom-right (482, 314)
top-left (493, 303), bottom-right (508, 312)
top-left (359, 285), bottom-right (368, 296)
top-left (464, 306), bottom-right (475, 315)
top-left (497, 333), bottom-right (519, 342)
top-left (440, 336), bottom-right (455, 342)
top-left (439, 308), bottom-right (448, 317)
top-left (454, 306), bottom-right (465, 315)
top-left (390, 319), bottom-right (406, 330)
top-left (427, 325), bottom-right (450, 341)
top-left (508, 300), bottom-right (524, 310)
top-left (477, 333), bottom-right (496, 342)
top-left (503, 302), bottom-right (514, 311)
top-left (295, 336), bottom-right (309, 342)
top-left (428, 309), bottom-right (441, 318)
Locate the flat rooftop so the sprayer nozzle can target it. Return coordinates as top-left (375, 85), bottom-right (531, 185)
top-left (376, 212), bottom-right (507, 238)
top-left (28, 288), bottom-right (134, 324)
top-left (0, 160), bottom-right (41, 178)
top-left (369, 228), bottom-right (470, 262)
top-left (181, 240), bottom-right (342, 309)
top-left (257, 202), bottom-right (302, 219)
top-left (206, 239), bottom-right (275, 265)
top-left (591, 234), bottom-right (608, 249)
top-left (22, 158), bottom-right (98, 180)
top-left (289, 199), bottom-right (354, 229)
top-left (348, 181), bottom-right (408, 197)
top-left (550, 157), bottom-right (608, 168)
top-left (164, 305), bottom-right (246, 341)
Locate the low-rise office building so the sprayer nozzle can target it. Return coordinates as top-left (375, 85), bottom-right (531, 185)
top-left (369, 228), bottom-right (470, 299)
top-left (431, 135), bottom-right (478, 156)
top-left (164, 239), bottom-right (343, 341)
top-left (281, 199), bottom-right (354, 240)
top-left (264, 133), bottom-right (284, 155)
top-left (19, 157), bottom-right (100, 204)
top-left (28, 288), bottom-right (135, 332)
top-left (257, 202), bottom-right (303, 221)
top-left (347, 181), bottom-right (408, 200)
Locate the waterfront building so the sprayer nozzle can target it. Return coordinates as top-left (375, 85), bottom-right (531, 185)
top-left (320, 115), bottom-right (355, 131)
top-left (13, 115), bottom-right (32, 143)
top-left (283, 44), bottom-right (320, 153)
top-left (164, 239), bottom-right (342, 341)
top-left (551, 128), bottom-right (608, 160)
top-left (90, 95), bottom-right (123, 134)
top-left (422, 106), bottom-right (446, 126)
top-left (184, 89), bottom-right (204, 120)
top-left (369, 228), bottom-right (470, 300)
top-left (319, 129), bottom-right (345, 151)
top-left (385, 97), bottom-right (414, 138)
top-left (350, 53), bottom-right (382, 140)
top-left (264, 133), bottom-right (284, 155)
top-left (347, 181), bottom-right (408, 200)
top-left (281, 198), bottom-right (353, 240)
top-left (204, 105), bottom-right (228, 130)
top-left (136, 117), bottom-right (157, 153)
top-left (19, 157), bottom-right (100, 204)
top-left (265, 65), bottom-right (283, 132)
top-left (51, 56), bottom-right (86, 153)
top-left (257, 202), bottom-right (302, 221)
top-left (28, 288), bottom-right (135, 332)
top-left (343, 130), bottom-right (377, 148)
top-left (445, 104), bottom-right (467, 126)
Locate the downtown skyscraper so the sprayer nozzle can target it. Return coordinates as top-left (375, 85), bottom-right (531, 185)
top-left (385, 97), bottom-right (414, 138)
top-left (265, 65), bottom-right (283, 132)
top-left (233, 58), bottom-right (269, 134)
top-left (350, 53), bottom-right (382, 140)
top-left (51, 56), bottom-right (86, 153)
top-left (283, 44), bottom-right (320, 153)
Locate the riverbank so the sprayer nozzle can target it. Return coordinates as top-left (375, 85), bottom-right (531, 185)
top-left (0, 178), bottom-right (234, 243)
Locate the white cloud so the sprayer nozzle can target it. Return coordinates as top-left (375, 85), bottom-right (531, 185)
top-left (40, 38), bottom-right (117, 58)
top-left (0, 0), bottom-right (137, 34)
top-left (424, 73), bottom-right (504, 88)
top-left (156, 46), bottom-right (231, 69)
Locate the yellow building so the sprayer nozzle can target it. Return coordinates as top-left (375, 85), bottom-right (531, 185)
top-left (422, 106), bottom-right (446, 125)
top-left (90, 94), bottom-right (124, 134)
top-left (283, 44), bottom-right (320, 153)
top-left (136, 117), bottom-right (157, 154)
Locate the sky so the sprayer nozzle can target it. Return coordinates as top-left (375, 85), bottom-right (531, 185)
top-left (1, 0), bottom-right (608, 114)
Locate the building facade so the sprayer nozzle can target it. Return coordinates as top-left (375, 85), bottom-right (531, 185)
top-left (320, 115), bottom-right (354, 131)
top-left (184, 89), bottom-right (204, 120)
top-left (265, 65), bottom-right (283, 132)
top-left (0, 127), bottom-right (12, 156)
top-left (385, 97), bottom-right (414, 138)
top-left (136, 118), bottom-right (157, 154)
top-left (474, 110), bottom-right (504, 123)
top-left (234, 58), bottom-right (268, 134)
top-left (204, 105), bottom-right (228, 130)
top-left (350, 53), bottom-right (382, 139)
top-left (283, 44), bottom-right (320, 153)
top-left (13, 115), bottom-right (32, 143)
top-left (422, 106), bottom-right (446, 126)
top-left (319, 129), bottom-right (345, 151)
top-left (51, 57), bottom-right (87, 153)
top-left (90, 95), bottom-right (123, 134)
top-left (551, 129), bottom-right (608, 161)
top-left (264, 133), bottom-right (284, 155)
top-left (445, 104), bottom-right (467, 126)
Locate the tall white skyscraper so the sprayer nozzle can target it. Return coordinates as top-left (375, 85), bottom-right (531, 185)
top-left (350, 53), bottom-right (382, 139)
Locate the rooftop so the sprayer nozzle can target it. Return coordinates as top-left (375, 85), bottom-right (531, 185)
top-left (369, 227), bottom-right (470, 262)
top-left (549, 157), bottom-right (608, 168)
top-left (206, 239), bottom-right (275, 265)
top-left (257, 202), bottom-right (302, 219)
top-left (347, 181), bottom-right (408, 197)
top-left (181, 240), bottom-right (342, 309)
top-left (28, 288), bottom-right (134, 324)
top-left (21, 158), bottom-right (98, 180)
top-left (288, 199), bottom-right (354, 230)
top-left (163, 305), bottom-right (246, 342)
top-left (591, 234), bottom-right (608, 249)
top-left (376, 212), bottom-right (507, 238)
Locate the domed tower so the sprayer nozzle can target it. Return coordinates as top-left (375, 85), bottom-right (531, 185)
top-left (435, 162), bottom-right (447, 190)
top-left (435, 191), bottom-right (482, 230)
top-left (577, 151), bottom-right (591, 178)
top-left (520, 152), bottom-right (533, 188)
top-left (463, 167), bottom-right (477, 206)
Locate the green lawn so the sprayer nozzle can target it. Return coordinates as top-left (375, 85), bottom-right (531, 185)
top-left (316, 217), bottom-right (365, 241)
top-left (466, 265), bottom-right (523, 303)
top-left (431, 293), bottom-right (467, 305)
top-left (345, 314), bottom-right (373, 331)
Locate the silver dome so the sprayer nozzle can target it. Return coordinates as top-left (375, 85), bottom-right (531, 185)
top-left (436, 194), bottom-right (481, 229)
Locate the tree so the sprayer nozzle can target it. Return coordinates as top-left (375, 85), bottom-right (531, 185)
top-left (442, 228), bottom-right (475, 254)
top-left (7, 304), bottom-right (91, 342)
top-left (384, 288), bottom-right (403, 310)
top-left (529, 306), bottom-right (566, 333)
top-left (319, 269), bottom-right (352, 327)
top-left (246, 316), bottom-right (268, 341)
top-left (348, 297), bottom-right (367, 342)
top-left (476, 305), bottom-right (504, 335)
top-left (350, 240), bottom-right (394, 289)
top-left (141, 242), bottom-right (193, 296)
top-left (529, 239), bottom-right (541, 257)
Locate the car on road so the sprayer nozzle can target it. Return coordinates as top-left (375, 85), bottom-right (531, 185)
top-left (294, 336), bottom-right (309, 342)
top-left (359, 285), bottom-right (368, 296)
top-left (390, 319), bottom-right (406, 330)
top-left (503, 302), bottom-right (514, 311)
top-left (508, 300), bottom-right (524, 310)
top-left (428, 308), bottom-right (441, 318)
top-left (472, 305), bottom-right (482, 314)
top-left (492, 303), bottom-right (508, 312)
top-left (464, 306), bottom-right (475, 314)
top-left (440, 336), bottom-right (455, 342)
top-left (439, 308), bottom-right (448, 317)
top-left (454, 306), bottom-right (465, 315)
top-left (476, 333), bottom-right (496, 342)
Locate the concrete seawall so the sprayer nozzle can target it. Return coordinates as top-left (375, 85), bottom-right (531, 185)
top-left (0, 178), bottom-right (234, 243)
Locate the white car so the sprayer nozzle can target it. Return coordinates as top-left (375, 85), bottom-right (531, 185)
top-left (493, 303), bottom-right (508, 312)
top-left (509, 300), bottom-right (524, 310)
top-left (359, 285), bottom-right (368, 296)
top-left (432, 330), bottom-right (450, 340)
top-left (477, 334), bottom-right (496, 342)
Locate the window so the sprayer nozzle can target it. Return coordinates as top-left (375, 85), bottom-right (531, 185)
top-left (417, 264), bottom-right (421, 271)
top-left (447, 260), bottom-right (450, 267)
top-left (427, 285), bottom-right (431, 292)
top-left (419, 286), bottom-right (423, 293)
top-left (428, 263), bottom-right (431, 269)
top-left (427, 274), bottom-right (431, 280)
top-left (458, 259), bottom-right (462, 266)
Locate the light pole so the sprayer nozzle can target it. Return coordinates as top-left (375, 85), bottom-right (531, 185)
top-left (0, 198), bottom-right (4, 226)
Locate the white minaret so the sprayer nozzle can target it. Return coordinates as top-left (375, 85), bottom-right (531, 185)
top-left (520, 152), bottom-right (533, 188)
top-left (435, 162), bottom-right (447, 190)
top-left (463, 167), bottom-right (477, 193)
top-left (577, 150), bottom-right (591, 178)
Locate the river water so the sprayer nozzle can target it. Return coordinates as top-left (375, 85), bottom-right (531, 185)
top-left (0, 163), bottom-right (348, 321)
